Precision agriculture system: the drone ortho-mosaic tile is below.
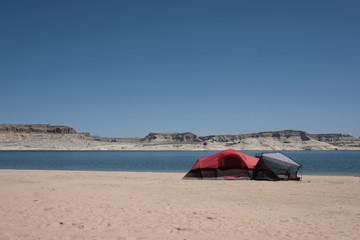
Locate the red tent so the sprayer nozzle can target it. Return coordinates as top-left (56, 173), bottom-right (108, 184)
top-left (184, 149), bottom-right (301, 180)
top-left (183, 149), bottom-right (260, 179)
top-left (191, 149), bottom-right (258, 170)
top-left (183, 149), bottom-right (280, 180)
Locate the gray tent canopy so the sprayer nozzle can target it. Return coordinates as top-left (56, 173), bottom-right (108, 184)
top-left (253, 152), bottom-right (302, 180)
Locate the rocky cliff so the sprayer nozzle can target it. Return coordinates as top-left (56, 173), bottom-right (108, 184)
top-left (199, 130), bottom-right (311, 143)
top-left (1, 123), bottom-right (359, 150)
top-left (0, 124), bottom-right (77, 134)
top-left (310, 134), bottom-right (359, 142)
top-left (310, 133), bottom-right (360, 148)
top-left (0, 124), bottom-right (95, 150)
top-left (138, 130), bottom-right (360, 150)
top-left (92, 136), bottom-right (142, 143)
top-left (141, 132), bottom-right (201, 144)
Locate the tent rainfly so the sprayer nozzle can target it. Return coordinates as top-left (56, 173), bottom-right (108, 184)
top-left (183, 149), bottom-right (301, 180)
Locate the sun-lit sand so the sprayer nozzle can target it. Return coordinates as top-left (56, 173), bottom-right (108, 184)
top-left (0, 170), bottom-right (359, 240)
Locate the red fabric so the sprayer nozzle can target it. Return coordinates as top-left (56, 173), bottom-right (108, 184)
top-left (190, 149), bottom-right (260, 171)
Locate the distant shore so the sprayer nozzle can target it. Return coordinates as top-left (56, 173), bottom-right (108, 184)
top-left (1, 124), bottom-right (360, 151)
top-left (1, 148), bottom-right (360, 151)
top-left (0, 143), bottom-right (360, 151)
top-left (1, 169), bottom-right (359, 240)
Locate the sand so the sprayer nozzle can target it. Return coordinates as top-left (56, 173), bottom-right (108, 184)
top-left (0, 170), bottom-right (359, 240)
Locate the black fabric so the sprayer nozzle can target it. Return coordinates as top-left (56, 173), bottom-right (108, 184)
top-left (261, 158), bottom-right (300, 180)
top-left (252, 168), bottom-right (280, 181)
top-left (183, 168), bottom-right (253, 180)
top-left (252, 157), bottom-right (300, 180)
top-left (219, 156), bottom-right (243, 169)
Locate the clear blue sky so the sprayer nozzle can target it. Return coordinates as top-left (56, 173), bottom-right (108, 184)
top-left (1, 0), bottom-right (359, 137)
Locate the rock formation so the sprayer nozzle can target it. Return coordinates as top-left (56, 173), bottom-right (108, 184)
top-left (199, 130), bottom-right (312, 143)
top-left (0, 124), bottom-right (77, 134)
top-left (141, 132), bottom-right (201, 144)
top-left (310, 133), bottom-right (358, 142)
top-left (0, 123), bottom-right (359, 150)
top-left (137, 130), bottom-right (360, 150)
top-left (310, 133), bottom-right (360, 149)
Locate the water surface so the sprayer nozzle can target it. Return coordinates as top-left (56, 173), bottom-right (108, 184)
top-left (0, 150), bottom-right (359, 176)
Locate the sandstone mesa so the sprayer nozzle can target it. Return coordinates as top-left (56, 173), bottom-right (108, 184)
top-left (0, 124), bottom-right (359, 151)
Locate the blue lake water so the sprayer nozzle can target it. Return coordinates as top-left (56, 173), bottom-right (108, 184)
top-left (0, 150), bottom-right (360, 176)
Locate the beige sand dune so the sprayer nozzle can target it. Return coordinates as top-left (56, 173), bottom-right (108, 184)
top-left (0, 170), bottom-right (359, 240)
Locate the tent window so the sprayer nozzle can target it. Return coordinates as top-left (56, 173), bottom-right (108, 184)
top-left (219, 156), bottom-right (242, 170)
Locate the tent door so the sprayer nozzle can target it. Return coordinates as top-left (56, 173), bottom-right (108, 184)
top-left (218, 156), bottom-right (244, 178)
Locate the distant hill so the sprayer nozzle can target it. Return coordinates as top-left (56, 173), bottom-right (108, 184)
top-left (0, 124), bottom-right (77, 134)
top-left (139, 130), bottom-right (360, 150)
top-left (0, 124), bottom-right (359, 150)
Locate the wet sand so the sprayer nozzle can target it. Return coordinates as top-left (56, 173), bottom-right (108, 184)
top-left (0, 170), bottom-right (359, 240)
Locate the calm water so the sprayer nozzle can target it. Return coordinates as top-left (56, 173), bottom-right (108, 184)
top-left (0, 151), bottom-right (360, 176)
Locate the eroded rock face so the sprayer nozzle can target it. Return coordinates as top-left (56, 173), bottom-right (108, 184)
top-left (199, 135), bottom-right (243, 143)
top-left (243, 130), bottom-right (311, 141)
top-left (199, 130), bottom-right (311, 143)
top-left (310, 134), bottom-right (358, 142)
top-left (79, 132), bottom-right (91, 137)
top-left (140, 130), bottom-right (313, 145)
top-left (0, 124), bottom-right (77, 134)
top-left (141, 132), bottom-right (201, 143)
top-left (1, 123), bottom-right (359, 150)
top-left (309, 133), bottom-right (360, 148)
top-left (139, 130), bottom-right (359, 145)
top-left (137, 130), bottom-right (359, 150)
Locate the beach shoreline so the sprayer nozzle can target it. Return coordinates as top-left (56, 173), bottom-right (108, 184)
top-left (1, 170), bottom-right (359, 240)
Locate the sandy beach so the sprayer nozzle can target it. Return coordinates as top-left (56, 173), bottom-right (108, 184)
top-left (0, 170), bottom-right (359, 240)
